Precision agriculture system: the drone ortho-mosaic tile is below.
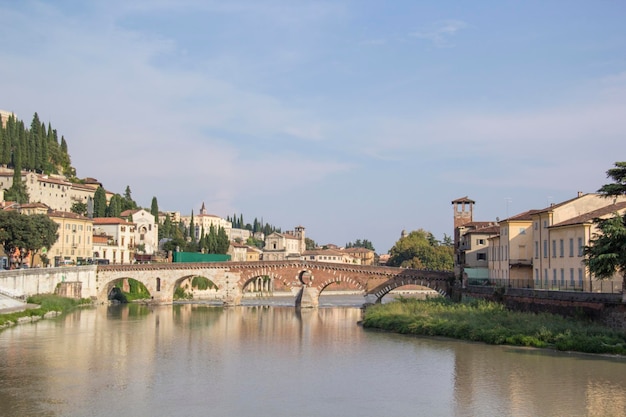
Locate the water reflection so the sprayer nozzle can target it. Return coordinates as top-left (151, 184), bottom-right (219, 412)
top-left (0, 298), bottom-right (625, 417)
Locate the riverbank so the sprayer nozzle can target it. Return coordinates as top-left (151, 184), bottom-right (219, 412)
top-left (362, 297), bottom-right (626, 355)
top-left (0, 294), bottom-right (91, 330)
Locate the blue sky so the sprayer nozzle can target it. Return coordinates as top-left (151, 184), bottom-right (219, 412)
top-left (1, 1), bottom-right (625, 253)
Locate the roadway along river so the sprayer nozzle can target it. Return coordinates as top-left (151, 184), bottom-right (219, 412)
top-left (1, 295), bottom-right (625, 417)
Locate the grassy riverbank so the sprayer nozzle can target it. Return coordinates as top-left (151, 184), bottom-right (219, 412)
top-left (0, 295), bottom-right (90, 328)
top-left (362, 297), bottom-right (626, 355)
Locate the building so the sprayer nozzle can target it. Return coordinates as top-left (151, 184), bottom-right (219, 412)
top-left (342, 247), bottom-right (375, 265)
top-left (488, 210), bottom-right (539, 287)
top-left (263, 226), bottom-right (306, 261)
top-left (301, 248), bottom-right (360, 264)
top-left (120, 209), bottom-right (159, 255)
top-left (47, 210), bottom-right (94, 266)
top-left (92, 217), bottom-right (136, 264)
top-left (530, 194), bottom-right (626, 291)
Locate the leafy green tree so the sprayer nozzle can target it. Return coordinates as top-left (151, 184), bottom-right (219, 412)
top-left (4, 155), bottom-right (29, 203)
top-left (160, 213), bottom-right (172, 240)
top-left (387, 229), bottom-right (453, 271)
top-left (584, 162), bottom-right (626, 297)
top-left (26, 214), bottom-right (59, 266)
top-left (0, 211), bottom-right (58, 267)
top-left (70, 202), bottom-right (88, 216)
top-left (305, 237), bottom-right (317, 250)
top-left (93, 186), bottom-right (107, 217)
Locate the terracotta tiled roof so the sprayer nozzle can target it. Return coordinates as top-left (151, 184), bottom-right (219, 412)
top-left (551, 202), bottom-right (626, 228)
top-left (93, 217), bottom-right (135, 225)
top-left (119, 209), bottom-right (141, 217)
top-left (47, 210), bottom-right (91, 221)
top-left (502, 209), bottom-right (542, 222)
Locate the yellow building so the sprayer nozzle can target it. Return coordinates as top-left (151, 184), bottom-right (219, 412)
top-left (47, 210), bottom-right (94, 266)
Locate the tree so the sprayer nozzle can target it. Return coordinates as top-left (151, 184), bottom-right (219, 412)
top-left (584, 162), bottom-right (626, 298)
top-left (345, 239), bottom-right (375, 251)
top-left (305, 237), bottom-right (317, 250)
top-left (70, 202), bottom-right (88, 216)
top-left (93, 186), bottom-right (107, 217)
top-left (106, 194), bottom-right (122, 218)
top-left (387, 229), bottom-right (453, 271)
top-left (26, 214), bottom-right (59, 266)
top-left (150, 197), bottom-right (159, 222)
top-left (121, 185), bottom-right (138, 211)
top-left (597, 161), bottom-right (626, 198)
top-left (0, 211), bottom-right (58, 267)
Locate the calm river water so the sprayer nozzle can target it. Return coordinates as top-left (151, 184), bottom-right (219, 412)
top-left (1, 295), bottom-right (626, 417)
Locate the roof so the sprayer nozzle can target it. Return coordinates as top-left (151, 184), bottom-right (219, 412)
top-left (48, 210), bottom-right (91, 221)
top-left (93, 217), bottom-right (135, 225)
top-left (451, 196), bottom-right (475, 204)
top-left (551, 202), bottom-right (626, 228)
top-left (501, 209), bottom-right (542, 222)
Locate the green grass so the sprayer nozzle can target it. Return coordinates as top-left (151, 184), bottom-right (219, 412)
top-left (362, 298), bottom-right (626, 355)
top-left (0, 294), bottom-right (91, 328)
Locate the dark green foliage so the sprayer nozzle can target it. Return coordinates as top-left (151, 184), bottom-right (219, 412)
top-left (0, 211), bottom-right (59, 266)
top-left (363, 298), bottom-right (626, 355)
top-left (150, 197), bottom-right (159, 222)
top-left (70, 202), bottom-right (88, 216)
top-left (93, 186), bottom-right (107, 217)
top-left (0, 112), bottom-right (75, 178)
top-left (387, 229), bottom-right (453, 270)
top-left (106, 194), bottom-right (123, 218)
top-left (584, 161), bottom-right (626, 293)
top-left (345, 239), bottom-right (375, 251)
top-left (115, 278), bottom-right (151, 301)
top-left (121, 186), bottom-right (138, 212)
top-left (191, 276), bottom-right (217, 290)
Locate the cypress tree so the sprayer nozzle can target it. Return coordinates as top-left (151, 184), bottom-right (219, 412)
top-left (150, 197), bottom-right (159, 222)
top-left (93, 186), bottom-right (107, 217)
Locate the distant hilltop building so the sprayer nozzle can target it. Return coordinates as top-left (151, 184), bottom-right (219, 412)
top-left (0, 109), bottom-right (15, 127)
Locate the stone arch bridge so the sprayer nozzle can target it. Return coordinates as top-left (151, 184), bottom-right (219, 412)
top-left (96, 261), bottom-right (454, 307)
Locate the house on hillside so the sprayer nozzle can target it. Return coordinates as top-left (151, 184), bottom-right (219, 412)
top-left (120, 208), bottom-right (159, 256)
top-left (263, 226), bottom-right (306, 261)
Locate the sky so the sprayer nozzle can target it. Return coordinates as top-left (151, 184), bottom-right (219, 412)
top-left (1, 1), bottom-right (625, 253)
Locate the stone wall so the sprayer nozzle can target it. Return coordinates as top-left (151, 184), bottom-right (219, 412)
top-left (464, 286), bottom-right (626, 332)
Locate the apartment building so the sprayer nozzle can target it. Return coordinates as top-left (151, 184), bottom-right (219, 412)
top-left (92, 217), bottom-right (136, 264)
top-left (47, 210), bottom-right (94, 266)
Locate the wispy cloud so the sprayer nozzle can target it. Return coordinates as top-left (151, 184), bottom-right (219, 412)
top-left (410, 19), bottom-right (467, 47)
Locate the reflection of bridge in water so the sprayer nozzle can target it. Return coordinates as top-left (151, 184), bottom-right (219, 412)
top-left (97, 261), bottom-right (454, 307)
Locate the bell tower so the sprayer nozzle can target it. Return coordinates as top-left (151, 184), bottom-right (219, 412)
top-left (452, 196), bottom-right (475, 229)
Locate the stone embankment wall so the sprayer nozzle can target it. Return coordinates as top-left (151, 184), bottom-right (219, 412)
top-left (0, 266), bottom-right (97, 300)
top-left (464, 286), bottom-right (626, 332)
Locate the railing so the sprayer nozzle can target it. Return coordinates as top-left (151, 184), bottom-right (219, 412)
top-left (469, 278), bottom-right (622, 294)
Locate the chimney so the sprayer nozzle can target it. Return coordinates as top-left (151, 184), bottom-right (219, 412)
top-left (577, 191), bottom-right (583, 197)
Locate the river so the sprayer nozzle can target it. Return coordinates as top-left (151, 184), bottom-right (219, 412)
top-left (1, 295), bottom-right (625, 417)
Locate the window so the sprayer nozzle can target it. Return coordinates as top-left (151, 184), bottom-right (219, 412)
top-left (560, 268), bottom-right (565, 286)
top-left (552, 240), bottom-right (556, 258)
top-left (578, 237), bottom-right (584, 257)
top-left (552, 269), bottom-right (557, 285)
top-left (578, 268), bottom-right (583, 286)
top-left (477, 253), bottom-right (486, 261)
top-left (534, 222), bottom-right (538, 230)
top-left (477, 239), bottom-right (485, 245)
top-left (534, 241), bottom-right (539, 259)
top-left (569, 238), bottom-right (574, 257)
top-left (559, 239), bottom-right (564, 257)
top-left (569, 268), bottom-right (575, 285)
top-left (543, 240), bottom-right (548, 258)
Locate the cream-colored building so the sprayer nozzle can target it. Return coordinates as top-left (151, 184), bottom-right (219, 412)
top-left (342, 247), bottom-right (375, 265)
top-left (121, 209), bottom-right (159, 255)
top-left (263, 226), bottom-right (306, 261)
top-left (0, 168), bottom-right (112, 212)
top-left (302, 248), bottom-right (360, 264)
top-left (47, 210), bottom-right (94, 266)
top-left (92, 217), bottom-right (136, 264)
top-left (228, 243), bottom-right (249, 262)
top-left (488, 210), bottom-right (538, 287)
